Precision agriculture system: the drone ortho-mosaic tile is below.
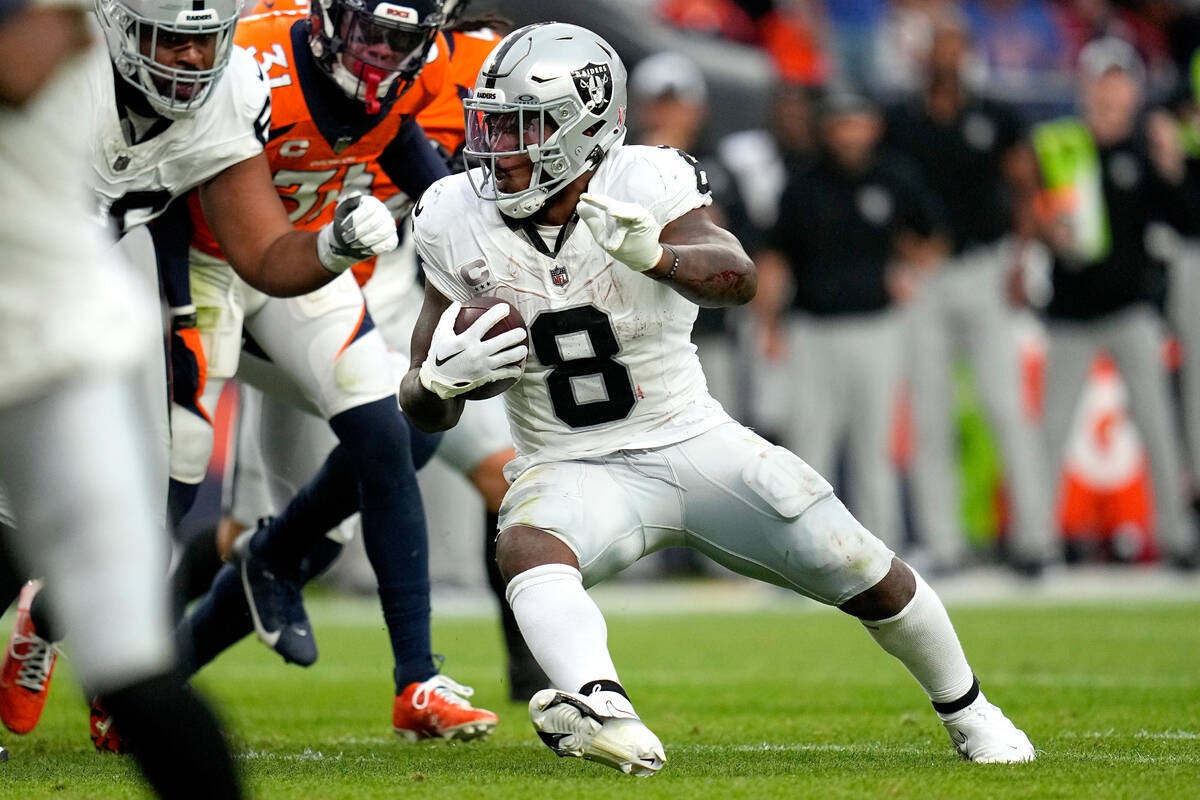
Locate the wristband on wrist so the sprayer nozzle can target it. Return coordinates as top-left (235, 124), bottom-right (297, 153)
top-left (651, 243), bottom-right (679, 281)
top-left (316, 225), bottom-right (354, 274)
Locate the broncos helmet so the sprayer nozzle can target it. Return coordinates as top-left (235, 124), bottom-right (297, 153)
top-left (462, 22), bottom-right (627, 218)
top-left (96, 0), bottom-right (242, 119)
top-left (308, 0), bottom-right (445, 114)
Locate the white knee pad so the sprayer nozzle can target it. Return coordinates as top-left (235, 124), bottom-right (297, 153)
top-left (505, 563), bottom-right (583, 607)
top-left (169, 402), bottom-right (215, 484)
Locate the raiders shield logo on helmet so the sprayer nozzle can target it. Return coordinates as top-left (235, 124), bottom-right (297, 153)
top-left (571, 62), bottom-right (613, 115)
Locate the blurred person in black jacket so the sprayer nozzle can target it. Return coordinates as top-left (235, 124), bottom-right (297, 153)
top-left (885, 14), bottom-right (1056, 575)
top-left (755, 88), bottom-right (949, 552)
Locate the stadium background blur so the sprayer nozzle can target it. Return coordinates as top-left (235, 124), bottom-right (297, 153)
top-left (184, 0), bottom-right (1200, 596)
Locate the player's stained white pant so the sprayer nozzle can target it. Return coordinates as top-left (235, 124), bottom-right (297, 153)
top-left (907, 238), bottom-right (1054, 567)
top-left (499, 422), bottom-right (895, 605)
top-left (0, 370), bottom-right (173, 693)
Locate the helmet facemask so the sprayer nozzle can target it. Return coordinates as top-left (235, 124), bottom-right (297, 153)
top-left (97, 0), bottom-right (240, 120)
top-left (309, 0), bottom-right (443, 114)
top-left (463, 94), bottom-right (588, 218)
top-left (460, 23), bottom-right (628, 219)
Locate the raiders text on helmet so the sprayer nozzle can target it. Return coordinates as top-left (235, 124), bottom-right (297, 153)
top-left (462, 22), bottom-right (628, 218)
top-left (96, 0), bottom-right (242, 119)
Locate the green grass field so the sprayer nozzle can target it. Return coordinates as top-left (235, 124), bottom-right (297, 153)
top-left (1, 589), bottom-right (1198, 799)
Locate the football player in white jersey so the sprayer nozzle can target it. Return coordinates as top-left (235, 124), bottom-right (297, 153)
top-left (0, 0), bottom-right (400, 748)
top-left (399, 22), bottom-right (1037, 776)
top-left (0, 0), bottom-right (240, 793)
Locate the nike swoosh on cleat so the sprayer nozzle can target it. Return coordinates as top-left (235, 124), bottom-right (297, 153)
top-left (950, 730), bottom-right (968, 745)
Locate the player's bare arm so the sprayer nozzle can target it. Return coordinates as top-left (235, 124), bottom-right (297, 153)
top-left (648, 207), bottom-right (756, 306)
top-left (201, 153), bottom-right (397, 297)
top-left (576, 195), bottom-right (755, 308)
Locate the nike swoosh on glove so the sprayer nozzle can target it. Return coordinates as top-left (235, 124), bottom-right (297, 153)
top-left (419, 301), bottom-right (528, 400)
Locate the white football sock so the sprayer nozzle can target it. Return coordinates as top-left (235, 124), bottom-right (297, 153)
top-left (507, 563), bottom-right (621, 696)
top-left (861, 568), bottom-right (975, 704)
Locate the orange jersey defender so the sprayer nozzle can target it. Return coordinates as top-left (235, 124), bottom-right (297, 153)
top-left (188, 6), bottom-right (448, 280)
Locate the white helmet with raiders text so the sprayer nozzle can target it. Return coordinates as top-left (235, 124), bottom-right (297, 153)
top-left (462, 22), bottom-right (628, 218)
top-left (96, 0), bottom-right (242, 119)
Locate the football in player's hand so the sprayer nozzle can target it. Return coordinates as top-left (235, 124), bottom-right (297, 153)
top-left (454, 296), bottom-right (527, 400)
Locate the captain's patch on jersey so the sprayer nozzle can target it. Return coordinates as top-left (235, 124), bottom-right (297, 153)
top-left (571, 62), bottom-right (613, 115)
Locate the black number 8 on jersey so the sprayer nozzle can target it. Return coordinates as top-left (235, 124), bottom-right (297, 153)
top-left (529, 305), bottom-right (637, 428)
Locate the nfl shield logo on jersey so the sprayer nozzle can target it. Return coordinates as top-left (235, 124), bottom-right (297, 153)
top-left (550, 264), bottom-right (569, 287)
top-left (571, 62), bottom-right (613, 115)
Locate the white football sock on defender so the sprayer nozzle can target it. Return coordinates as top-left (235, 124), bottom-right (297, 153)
top-left (861, 568), bottom-right (976, 704)
top-left (507, 563), bottom-right (621, 696)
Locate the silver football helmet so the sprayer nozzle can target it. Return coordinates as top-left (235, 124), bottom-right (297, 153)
top-left (96, 0), bottom-right (242, 119)
top-left (462, 22), bottom-right (627, 218)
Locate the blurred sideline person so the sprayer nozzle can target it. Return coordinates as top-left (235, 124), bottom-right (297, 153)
top-left (715, 80), bottom-right (819, 436)
top-left (201, 4), bottom-right (548, 703)
top-left (0, 0), bottom-right (398, 748)
top-left (1167, 59), bottom-right (1200, 514)
top-left (885, 16), bottom-right (1056, 574)
top-left (627, 51), bottom-right (753, 578)
top-left (400, 22), bottom-right (1035, 776)
top-left (1027, 37), bottom-right (1200, 568)
top-left (164, 0), bottom-right (498, 740)
top-left (756, 87), bottom-right (949, 553)
top-left (0, 2), bottom-right (241, 794)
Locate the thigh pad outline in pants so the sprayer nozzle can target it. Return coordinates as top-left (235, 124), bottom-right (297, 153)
top-left (673, 423), bottom-right (895, 606)
top-left (243, 270), bottom-right (397, 420)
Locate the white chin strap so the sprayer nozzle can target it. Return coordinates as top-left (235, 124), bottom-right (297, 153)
top-left (497, 187), bottom-right (552, 219)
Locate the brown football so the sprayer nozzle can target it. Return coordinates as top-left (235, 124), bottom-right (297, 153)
top-left (453, 296), bottom-right (527, 400)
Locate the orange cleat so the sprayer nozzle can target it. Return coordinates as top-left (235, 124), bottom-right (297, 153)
top-left (0, 581), bottom-right (59, 735)
top-left (392, 674), bottom-right (498, 742)
top-left (89, 698), bottom-right (127, 754)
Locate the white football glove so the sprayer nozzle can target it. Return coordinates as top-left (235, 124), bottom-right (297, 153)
top-left (316, 194), bottom-right (399, 274)
top-left (418, 301), bottom-right (528, 400)
top-left (576, 192), bottom-right (664, 272)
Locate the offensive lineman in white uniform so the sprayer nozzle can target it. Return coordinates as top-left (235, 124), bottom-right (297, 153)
top-left (0, 0), bottom-right (242, 792)
top-left (0, 0), bottom-right (398, 747)
top-left (399, 22), bottom-right (1037, 776)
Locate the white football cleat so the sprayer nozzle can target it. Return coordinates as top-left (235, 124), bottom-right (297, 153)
top-left (939, 693), bottom-right (1036, 763)
top-left (529, 688), bottom-right (666, 776)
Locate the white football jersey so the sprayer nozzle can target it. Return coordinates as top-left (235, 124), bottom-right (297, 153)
top-left (414, 143), bottom-right (732, 480)
top-left (0, 38), bottom-right (158, 407)
top-left (87, 43), bottom-right (271, 235)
